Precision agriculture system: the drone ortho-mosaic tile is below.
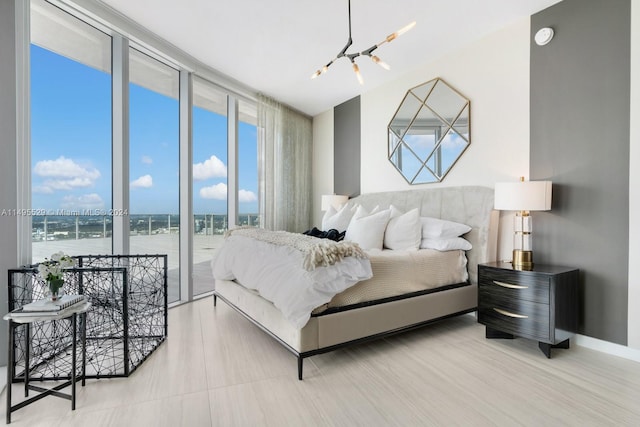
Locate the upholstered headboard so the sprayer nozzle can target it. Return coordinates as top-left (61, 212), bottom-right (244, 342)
top-left (347, 186), bottom-right (498, 286)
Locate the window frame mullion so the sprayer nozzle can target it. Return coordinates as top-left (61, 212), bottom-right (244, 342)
top-left (111, 33), bottom-right (130, 255)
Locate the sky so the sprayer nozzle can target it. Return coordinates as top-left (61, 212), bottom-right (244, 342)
top-left (31, 44), bottom-right (258, 216)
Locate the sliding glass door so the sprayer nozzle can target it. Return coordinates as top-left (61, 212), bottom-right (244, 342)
top-left (192, 77), bottom-right (228, 296)
top-left (129, 48), bottom-right (180, 303)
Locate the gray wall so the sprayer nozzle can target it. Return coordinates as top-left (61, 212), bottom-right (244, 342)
top-left (334, 96), bottom-right (361, 197)
top-left (0, 0), bottom-right (23, 366)
top-left (530, 0), bottom-right (630, 344)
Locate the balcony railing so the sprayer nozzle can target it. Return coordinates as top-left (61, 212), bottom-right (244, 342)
top-left (32, 213), bottom-right (260, 242)
top-left (31, 214), bottom-right (259, 303)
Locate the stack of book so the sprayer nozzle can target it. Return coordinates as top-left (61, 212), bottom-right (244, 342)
top-left (11, 295), bottom-right (86, 317)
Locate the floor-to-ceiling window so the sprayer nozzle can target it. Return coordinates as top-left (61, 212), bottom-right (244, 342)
top-left (30, 0), bottom-right (112, 262)
top-left (129, 47), bottom-right (180, 303)
top-left (192, 77), bottom-right (228, 296)
top-left (28, 0), bottom-right (258, 303)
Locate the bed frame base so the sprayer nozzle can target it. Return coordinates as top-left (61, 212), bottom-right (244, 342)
top-left (214, 291), bottom-right (474, 380)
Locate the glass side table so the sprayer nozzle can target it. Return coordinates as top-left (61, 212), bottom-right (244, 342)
top-left (3, 301), bottom-right (91, 424)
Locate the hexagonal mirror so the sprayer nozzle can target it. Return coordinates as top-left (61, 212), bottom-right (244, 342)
top-left (388, 78), bottom-right (470, 184)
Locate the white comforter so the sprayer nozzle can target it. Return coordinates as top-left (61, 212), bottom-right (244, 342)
top-left (211, 235), bottom-right (373, 328)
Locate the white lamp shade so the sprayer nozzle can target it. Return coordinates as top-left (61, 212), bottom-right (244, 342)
top-left (321, 194), bottom-right (349, 211)
top-left (494, 181), bottom-right (552, 211)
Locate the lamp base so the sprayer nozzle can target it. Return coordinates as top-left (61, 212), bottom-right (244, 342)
top-left (512, 249), bottom-right (533, 271)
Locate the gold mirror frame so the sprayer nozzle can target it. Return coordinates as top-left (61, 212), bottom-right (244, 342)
top-left (388, 78), bottom-right (470, 184)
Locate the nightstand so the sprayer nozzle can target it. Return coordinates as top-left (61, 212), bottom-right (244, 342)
top-left (477, 262), bottom-right (579, 358)
top-left (4, 301), bottom-right (90, 424)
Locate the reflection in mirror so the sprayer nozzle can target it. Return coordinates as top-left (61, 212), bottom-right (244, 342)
top-left (388, 78), bottom-right (470, 184)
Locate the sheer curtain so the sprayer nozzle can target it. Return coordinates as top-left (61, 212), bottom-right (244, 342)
top-left (257, 94), bottom-right (313, 232)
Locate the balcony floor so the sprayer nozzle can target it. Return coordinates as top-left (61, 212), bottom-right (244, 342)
top-left (33, 234), bottom-right (224, 303)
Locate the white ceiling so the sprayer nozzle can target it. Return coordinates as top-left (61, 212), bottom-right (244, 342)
top-left (97, 0), bottom-right (561, 116)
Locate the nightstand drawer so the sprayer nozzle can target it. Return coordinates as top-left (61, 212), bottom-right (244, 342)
top-left (478, 269), bottom-right (550, 304)
top-left (478, 293), bottom-right (551, 341)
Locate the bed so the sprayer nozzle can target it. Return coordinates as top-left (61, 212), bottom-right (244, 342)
top-left (213, 186), bottom-right (498, 379)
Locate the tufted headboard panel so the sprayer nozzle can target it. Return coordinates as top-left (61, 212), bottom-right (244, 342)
top-left (347, 186), bottom-right (499, 285)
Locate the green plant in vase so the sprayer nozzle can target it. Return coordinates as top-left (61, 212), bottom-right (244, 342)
top-left (37, 251), bottom-right (74, 301)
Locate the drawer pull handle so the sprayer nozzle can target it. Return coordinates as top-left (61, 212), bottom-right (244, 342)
top-left (493, 280), bottom-right (528, 290)
top-left (493, 308), bottom-right (529, 319)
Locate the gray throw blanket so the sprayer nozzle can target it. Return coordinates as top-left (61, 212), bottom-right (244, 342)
top-left (225, 227), bottom-right (367, 271)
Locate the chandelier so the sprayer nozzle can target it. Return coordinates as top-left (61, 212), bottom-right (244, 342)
top-left (311, 0), bottom-right (416, 84)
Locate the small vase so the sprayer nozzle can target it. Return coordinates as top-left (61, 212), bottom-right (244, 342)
top-left (47, 278), bottom-right (64, 302)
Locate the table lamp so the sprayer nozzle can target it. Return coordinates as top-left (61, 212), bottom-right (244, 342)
top-left (321, 194), bottom-right (349, 211)
top-left (494, 177), bottom-right (552, 270)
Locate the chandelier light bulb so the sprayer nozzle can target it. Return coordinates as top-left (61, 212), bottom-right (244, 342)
top-left (386, 21), bottom-right (416, 43)
top-left (311, 70), bottom-right (321, 79)
top-left (371, 55), bottom-right (390, 70)
top-left (397, 21), bottom-right (416, 37)
top-left (352, 63), bottom-right (364, 85)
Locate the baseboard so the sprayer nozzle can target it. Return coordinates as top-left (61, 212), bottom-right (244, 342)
top-left (575, 334), bottom-right (640, 363)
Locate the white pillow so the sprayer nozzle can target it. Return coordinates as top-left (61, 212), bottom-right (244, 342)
top-left (346, 206), bottom-right (391, 250)
top-left (421, 217), bottom-right (472, 239)
top-left (384, 206), bottom-right (421, 250)
top-left (322, 203), bottom-right (356, 231)
top-left (420, 237), bottom-right (472, 251)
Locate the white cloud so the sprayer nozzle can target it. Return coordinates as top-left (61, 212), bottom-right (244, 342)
top-left (193, 155), bottom-right (227, 181)
top-left (34, 156), bottom-right (100, 179)
top-left (33, 186), bottom-right (54, 194)
top-left (142, 156), bottom-right (153, 164)
top-left (45, 177), bottom-right (95, 190)
top-left (131, 175), bottom-right (153, 189)
top-left (60, 193), bottom-right (104, 210)
top-left (199, 183), bottom-right (227, 200)
top-left (404, 132), bottom-right (467, 151)
top-left (33, 156), bottom-right (101, 192)
top-left (199, 184), bottom-right (257, 203)
top-left (404, 134), bottom-right (436, 149)
top-left (239, 189), bottom-right (257, 203)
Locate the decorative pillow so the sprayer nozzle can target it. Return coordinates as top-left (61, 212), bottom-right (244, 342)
top-left (322, 203), bottom-right (356, 231)
top-left (420, 237), bottom-right (472, 251)
top-left (384, 206), bottom-right (421, 250)
top-left (421, 217), bottom-right (472, 239)
top-left (345, 206), bottom-right (391, 250)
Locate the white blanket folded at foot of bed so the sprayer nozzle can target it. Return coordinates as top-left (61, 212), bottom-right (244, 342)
top-left (212, 232), bottom-right (373, 328)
